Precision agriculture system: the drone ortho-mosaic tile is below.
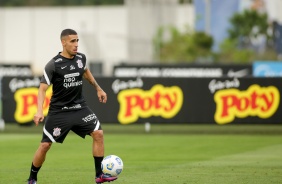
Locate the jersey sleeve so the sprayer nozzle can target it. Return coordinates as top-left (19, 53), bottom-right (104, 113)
top-left (41, 60), bottom-right (55, 85)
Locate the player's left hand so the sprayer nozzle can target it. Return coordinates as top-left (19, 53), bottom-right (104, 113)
top-left (33, 112), bottom-right (44, 126)
top-left (97, 89), bottom-right (107, 103)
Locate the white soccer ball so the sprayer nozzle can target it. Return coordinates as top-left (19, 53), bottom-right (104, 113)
top-left (101, 155), bottom-right (123, 177)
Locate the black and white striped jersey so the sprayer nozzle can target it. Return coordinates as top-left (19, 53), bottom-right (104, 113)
top-left (41, 52), bottom-right (87, 113)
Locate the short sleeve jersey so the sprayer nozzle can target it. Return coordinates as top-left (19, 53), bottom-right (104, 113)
top-left (41, 52), bottom-right (87, 113)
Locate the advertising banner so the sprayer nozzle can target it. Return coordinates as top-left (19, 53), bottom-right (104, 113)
top-left (0, 64), bottom-right (33, 126)
top-left (2, 76), bottom-right (281, 125)
top-left (253, 61), bottom-right (282, 77)
top-left (1, 77), bottom-right (48, 125)
top-left (113, 64), bottom-right (252, 78)
top-left (0, 64), bottom-right (33, 78)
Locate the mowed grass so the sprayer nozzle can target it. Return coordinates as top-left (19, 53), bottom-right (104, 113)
top-left (1, 124), bottom-right (282, 184)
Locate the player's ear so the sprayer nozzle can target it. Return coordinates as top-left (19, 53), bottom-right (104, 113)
top-left (61, 39), bottom-right (66, 46)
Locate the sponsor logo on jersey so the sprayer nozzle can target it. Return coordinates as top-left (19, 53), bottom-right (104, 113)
top-left (70, 65), bottom-right (75, 70)
top-left (62, 104), bottom-right (82, 110)
top-left (64, 72), bottom-right (80, 78)
top-left (82, 113), bottom-right (97, 123)
top-left (63, 80), bottom-right (83, 88)
top-left (63, 72), bottom-right (82, 88)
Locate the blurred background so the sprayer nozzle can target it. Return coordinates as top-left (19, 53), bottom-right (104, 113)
top-left (1, 0), bottom-right (282, 129)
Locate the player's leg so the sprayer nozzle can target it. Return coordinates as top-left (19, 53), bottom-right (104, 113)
top-left (91, 130), bottom-right (117, 183)
top-left (32, 142), bottom-right (52, 166)
top-left (71, 107), bottom-right (117, 183)
top-left (27, 112), bottom-right (71, 183)
top-left (90, 130), bottom-right (104, 177)
top-left (27, 142), bottom-right (52, 183)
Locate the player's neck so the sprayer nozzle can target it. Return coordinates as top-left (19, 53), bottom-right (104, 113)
top-left (60, 51), bottom-right (75, 59)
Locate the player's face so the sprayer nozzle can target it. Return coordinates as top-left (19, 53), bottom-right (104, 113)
top-left (62, 34), bottom-right (79, 57)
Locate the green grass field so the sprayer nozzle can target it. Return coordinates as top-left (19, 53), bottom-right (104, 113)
top-left (1, 124), bottom-right (282, 184)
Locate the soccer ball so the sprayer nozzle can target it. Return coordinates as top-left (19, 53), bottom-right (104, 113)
top-left (101, 155), bottom-right (123, 177)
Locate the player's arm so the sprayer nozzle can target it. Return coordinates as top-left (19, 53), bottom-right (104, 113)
top-left (83, 68), bottom-right (107, 103)
top-left (33, 83), bottom-right (49, 126)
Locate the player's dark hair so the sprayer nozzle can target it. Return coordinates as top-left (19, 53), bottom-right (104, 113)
top-left (60, 29), bottom-right (77, 40)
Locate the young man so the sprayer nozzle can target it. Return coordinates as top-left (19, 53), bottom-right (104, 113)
top-left (27, 29), bottom-right (117, 184)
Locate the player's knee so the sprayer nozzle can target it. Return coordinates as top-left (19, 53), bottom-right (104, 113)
top-left (92, 130), bottom-right (104, 142)
top-left (39, 142), bottom-right (52, 152)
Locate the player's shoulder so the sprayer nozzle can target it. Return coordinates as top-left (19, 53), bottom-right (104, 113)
top-left (46, 53), bottom-right (62, 65)
top-left (44, 53), bottom-right (62, 70)
top-left (53, 53), bottom-right (63, 63)
top-left (76, 52), bottom-right (86, 60)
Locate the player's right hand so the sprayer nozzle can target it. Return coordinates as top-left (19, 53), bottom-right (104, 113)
top-left (33, 113), bottom-right (44, 126)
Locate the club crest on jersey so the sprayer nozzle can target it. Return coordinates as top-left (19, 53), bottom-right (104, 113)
top-left (77, 59), bottom-right (83, 68)
top-left (53, 127), bottom-right (61, 137)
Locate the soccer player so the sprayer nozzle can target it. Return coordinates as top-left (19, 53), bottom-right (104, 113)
top-left (27, 29), bottom-right (117, 184)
